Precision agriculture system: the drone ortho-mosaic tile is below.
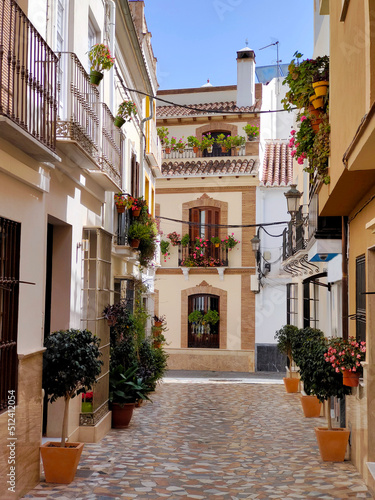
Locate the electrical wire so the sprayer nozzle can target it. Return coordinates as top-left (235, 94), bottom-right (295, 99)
top-left (156, 215), bottom-right (288, 230)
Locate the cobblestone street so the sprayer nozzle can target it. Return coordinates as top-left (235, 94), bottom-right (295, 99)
top-left (24, 374), bottom-right (373, 499)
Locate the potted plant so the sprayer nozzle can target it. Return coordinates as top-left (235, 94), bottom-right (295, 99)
top-left (164, 136), bottom-right (171, 154)
top-left (181, 234), bottom-right (190, 247)
top-left (231, 135), bottom-right (246, 152)
top-left (41, 329), bottom-right (103, 483)
top-left (130, 196), bottom-right (147, 217)
top-left (88, 43), bottom-right (115, 85)
top-left (160, 240), bottom-right (170, 261)
top-left (301, 335), bottom-right (352, 461)
top-left (114, 193), bottom-right (132, 213)
top-left (243, 124), bottom-right (259, 141)
top-left (187, 135), bottom-right (201, 153)
top-left (203, 309), bottom-right (220, 325)
top-left (324, 337), bottom-right (366, 387)
top-left (167, 231), bottom-right (181, 246)
top-left (275, 324), bottom-right (300, 393)
top-left (216, 133), bottom-right (233, 152)
top-left (210, 236), bottom-right (221, 247)
top-left (171, 137), bottom-right (186, 153)
top-left (188, 310), bottom-right (203, 324)
top-left (291, 327), bottom-right (325, 417)
top-left (109, 364), bottom-right (150, 428)
top-left (128, 221), bottom-right (150, 248)
top-left (222, 233), bottom-right (239, 250)
top-left (153, 314), bottom-right (166, 328)
top-left (200, 133), bottom-right (215, 153)
top-left (114, 100), bottom-right (137, 128)
top-left (157, 126), bottom-right (169, 145)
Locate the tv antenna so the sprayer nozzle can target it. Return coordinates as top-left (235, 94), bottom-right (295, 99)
top-left (259, 40), bottom-right (282, 93)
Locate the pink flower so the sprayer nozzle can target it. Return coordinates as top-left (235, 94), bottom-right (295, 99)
top-left (291, 150), bottom-right (296, 157)
top-left (290, 129), bottom-right (296, 135)
top-left (300, 115), bottom-right (307, 121)
top-left (335, 367), bottom-right (340, 373)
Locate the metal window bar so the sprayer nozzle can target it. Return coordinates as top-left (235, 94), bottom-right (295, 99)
top-left (0, 0), bottom-right (58, 151)
top-left (179, 242), bottom-right (228, 267)
top-left (100, 103), bottom-right (122, 187)
top-left (56, 51), bottom-right (100, 160)
top-left (0, 217), bottom-right (20, 412)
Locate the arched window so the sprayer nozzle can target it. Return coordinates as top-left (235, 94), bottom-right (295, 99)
top-left (188, 294), bottom-right (220, 348)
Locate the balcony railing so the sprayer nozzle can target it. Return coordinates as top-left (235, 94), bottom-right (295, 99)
top-left (0, 0), bottom-right (58, 152)
top-left (162, 146), bottom-right (246, 160)
top-left (116, 209), bottom-right (131, 246)
top-left (56, 52), bottom-right (100, 162)
top-left (178, 242), bottom-right (228, 267)
top-left (100, 103), bottom-right (122, 187)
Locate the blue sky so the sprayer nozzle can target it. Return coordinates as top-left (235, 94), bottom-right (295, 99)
top-left (144, 0), bottom-right (314, 90)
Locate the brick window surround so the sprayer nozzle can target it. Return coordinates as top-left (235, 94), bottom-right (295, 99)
top-left (195, 122), bottom-right (238, 141)
top-left (181, 282), bottom-right (227, 349)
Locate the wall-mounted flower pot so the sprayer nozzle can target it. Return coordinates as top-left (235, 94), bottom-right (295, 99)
top-left (132, 208), bottom-right (141, 217)
top-left (154, 321), bottom-right (163, 328)
top-left (130, 238), bottom-right (140, 248)
top-left (342, 371), bottom-right (360, 387)
top-left (40, 442), bottom-right (84, 484)
top-left (308, 104), bottom-right (321, 119)
top-left (89, 70), bottom-right (103, 86)
top-left (309, 95), bottom-right (324, 109)
top-left (311, 118), bottom-right (322, 133)
top-left (313, 80), bottom-right (329, 97)
top-left (314, 427), bottom-right (350, 461)
top-left (116, 204), bottom-right (125, 213)
top-left (114, 116), bottom-right (125, 128)
top-left (283, 377), bottom-right (299, 393)
top-left (301, 395), bottom-right (322, 417)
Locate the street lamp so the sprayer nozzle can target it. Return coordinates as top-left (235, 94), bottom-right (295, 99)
top-left (284, 184), bottom-right (302, 221)
top-left (251, 234), bottom-right (260, 254)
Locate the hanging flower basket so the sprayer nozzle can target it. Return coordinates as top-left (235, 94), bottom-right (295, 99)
top-left (116, 204), bottom-right (125, 213)
top-left (132, 208), bottom-right (141, 217)
top-left (114, 116), bottom-right (125, 128)
top-left (89, 70), bottom-right (104, 86)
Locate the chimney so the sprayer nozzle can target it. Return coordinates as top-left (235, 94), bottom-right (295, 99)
top-left (236, 46), bottom-right (256, 108)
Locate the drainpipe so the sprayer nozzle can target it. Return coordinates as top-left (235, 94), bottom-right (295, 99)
top-left (342, 216), bottom-right (348, 340)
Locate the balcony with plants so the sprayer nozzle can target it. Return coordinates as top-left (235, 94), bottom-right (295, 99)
top-left (56, 45), bottom-right (134, 190)
top-left (158, 127), bottom-right (256, 160)
top-left (0, 0), bottom-right (59, 162)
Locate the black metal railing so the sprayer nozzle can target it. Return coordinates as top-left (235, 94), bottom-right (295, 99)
top-left (179, 242), bottom-right (228, 267)
top-left (282, 208), bottom-right (307, 260)
top-left (116, 209), bottom-right (131, 246)
top-left (188, 324), bottom-right (219, 348)
top-left (0, 0), bottom-right (58, 151)
top-left (100, 103), bottom-right (122, 186)
top-left (56, 52), bottom-right (100, 161)
top-left (162, 146), bottom-right (245, 160)
top-left (0, 217), bottom-right (20, 412)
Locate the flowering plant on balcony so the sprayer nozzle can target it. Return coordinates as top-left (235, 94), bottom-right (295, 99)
top-left (200, 133), bottom-right (215, 151)
top-left (157, 127), bottom-right (169, 145)
top-left (160, 240), bottom-right (170, 262)
top-left (243, 124), bottom-right (259, 140)
top-left (210, 236), bottom-right (221, 246)
top-left (187, 136), bottom-right (201, 149)
top-left (167, 231), bottom-right (181, 246)
top-left (181, 234), bottom-right (190, 247)
top-left (231, 135), bottom-right (246, 148)
top-left (216, 134), bottom-right (233, 150)
top-left (222, 233), bottom-right (239, 250)
top-left (171, 137), bottom-right (186, 152)
top-left (116, 100), bottom-right (137, 122)
top-left (324, 337), bottom-right (366, 375)
top-left (88, 43), bottom-right (115, 72)
top-left (114, 193), bottom-right (133, 210)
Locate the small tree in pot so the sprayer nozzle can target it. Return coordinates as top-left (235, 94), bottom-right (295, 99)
top-left (41, 329), bottom-right (103, 483)
top-left (275, 324), bottom-right (300, 392)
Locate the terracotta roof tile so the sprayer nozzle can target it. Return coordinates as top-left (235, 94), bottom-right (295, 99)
top-left (156, 100), bottom-right (261, 118)
top-left (161, 158), bottom-right (258, 177)
top-left (261, 141), bottom-right (293, 187)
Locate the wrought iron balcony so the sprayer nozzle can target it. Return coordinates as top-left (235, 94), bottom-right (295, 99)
top-left (56, 52), bottom-right (100, 168)
top-left (162, 145), bottom-right (246, 160)
top-left (0, 0), bottom-right (58, 160)
top-left (98, 103), bottom-right (122, 189)
top-left (178, 242), bottom-right (228, 267)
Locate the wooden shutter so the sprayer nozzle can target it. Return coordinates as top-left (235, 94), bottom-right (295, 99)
top-left (189, 208), bottom-right (200, 241)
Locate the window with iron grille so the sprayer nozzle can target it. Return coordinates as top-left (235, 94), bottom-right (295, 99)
top-left (286, 283), bottom-right (298, 326)
top-left (188, 294), bottom-right (219, 348)
top-left (0, 217), bottom-right (20, 413)
top-left (355, 255), bottom-right (366, 343)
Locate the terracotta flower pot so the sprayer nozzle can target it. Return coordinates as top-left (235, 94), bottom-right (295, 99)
top-left (221, 146), bottom-right (227, 153)
top-left (283, 377), bottom-right (299, 393)
top-left (154, 321), bottom-right (163, 328)
top-left (132, 208), bottom-right (141, 217)
top-left (116, 204), bottom-right (125, 213)
top-left (315, 427), bottom-right (350, 461)
top-left (89, 70), bottom-right (104, 86)
top-left (193, 146), bottom-right (199, 153)
top-left (313, 80), bottom-right (329, 97)
top-left (342, 371), bottom-right (360, 387)
top-left (112, 402), bottom-right (135, 428)
top-left (130, 238), bottom-right (140, 248)
top-left (40, 442), bottom-right (84, 484)
top-left (311, 118), bottom-right (322, 133)
top-left (165, 147), bottom-right (171, 154)
top-left (301, 395), bottom-right (322, 417)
